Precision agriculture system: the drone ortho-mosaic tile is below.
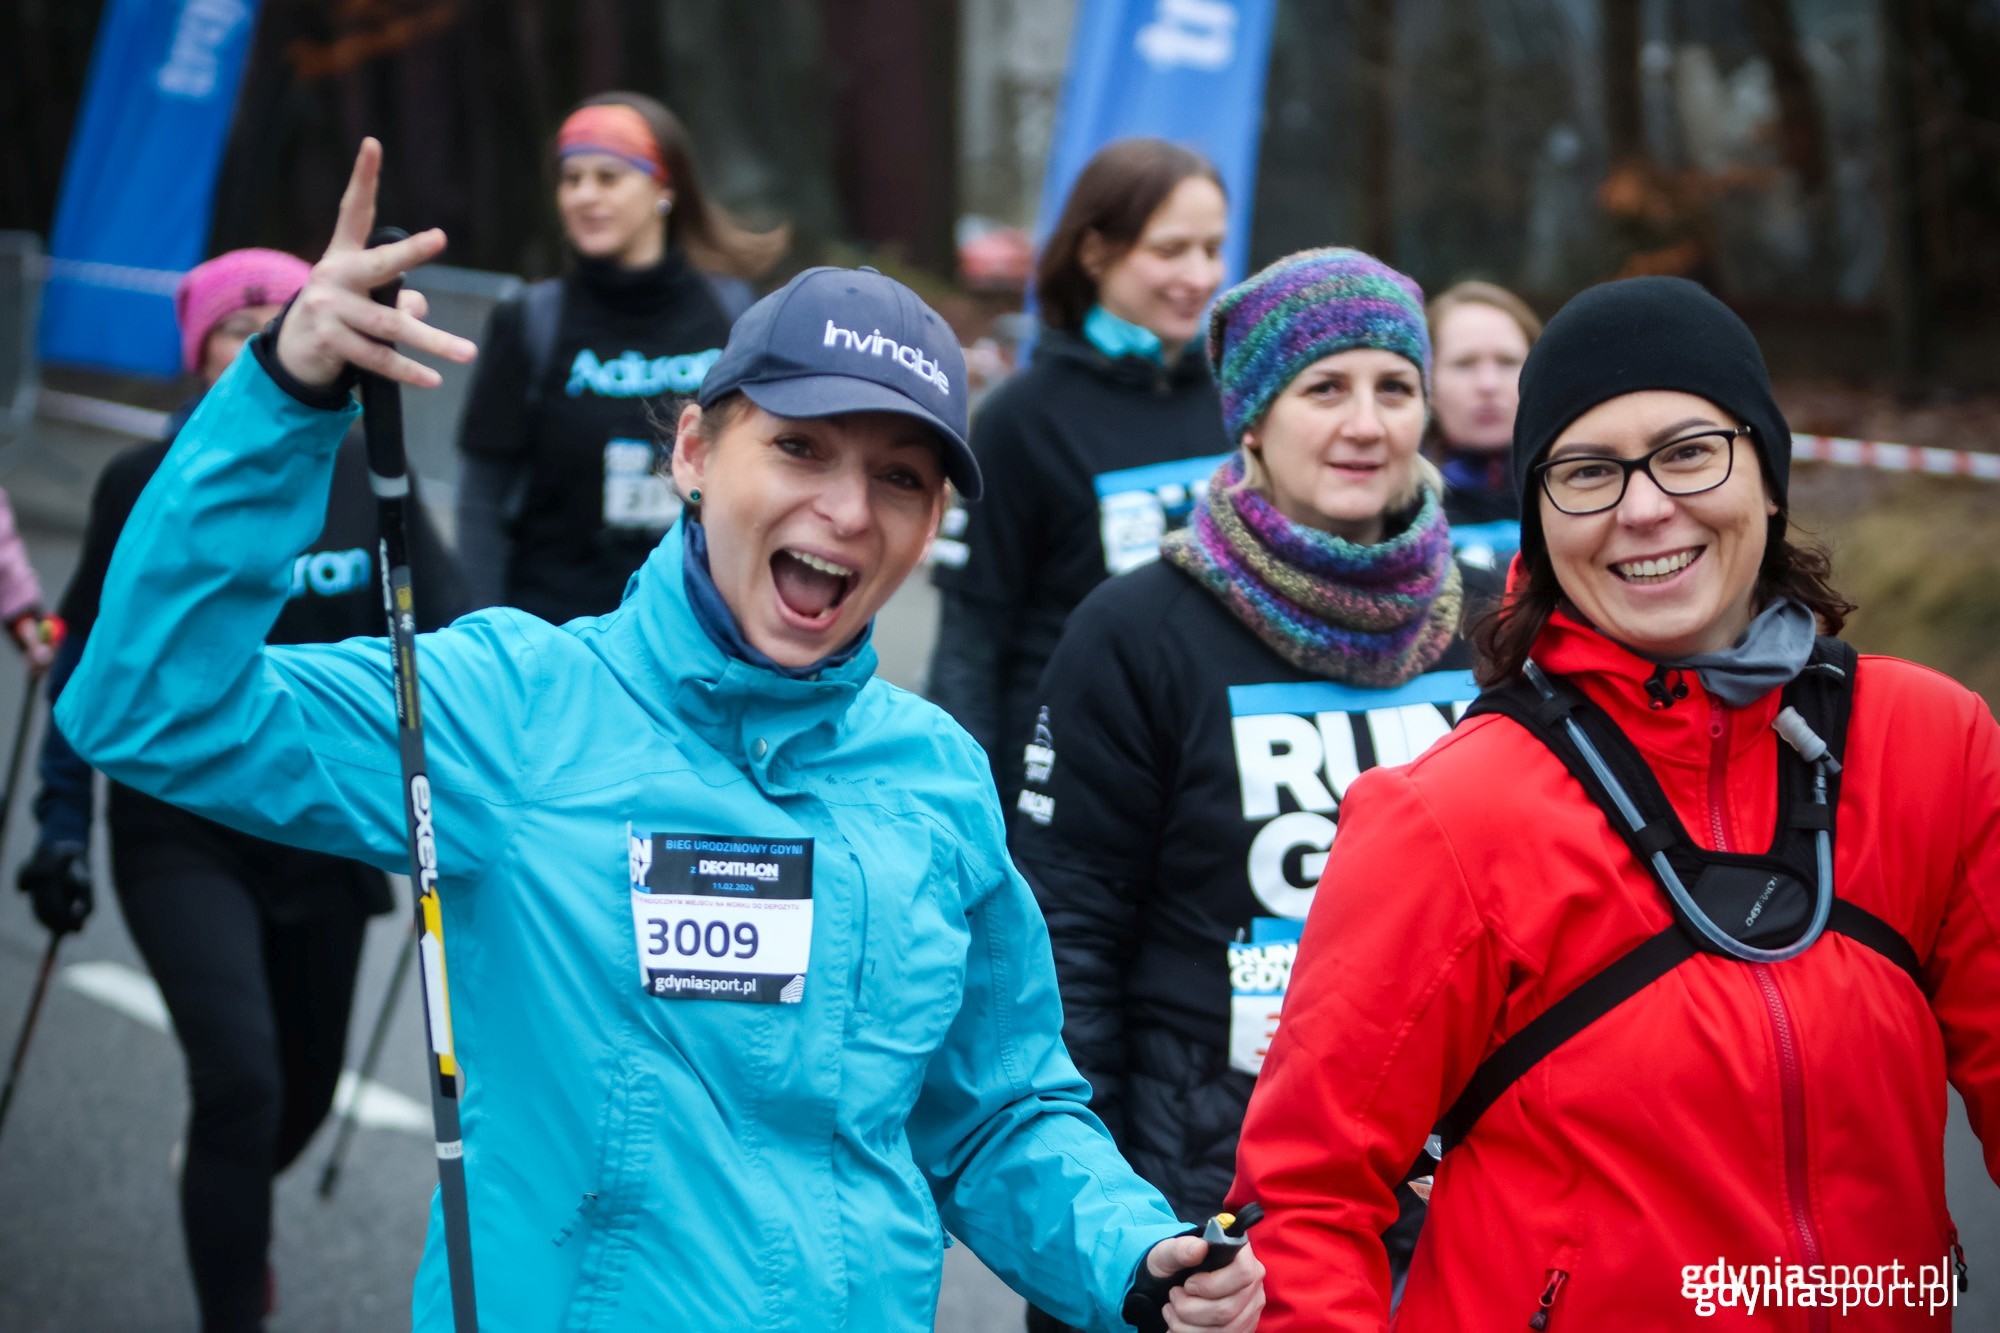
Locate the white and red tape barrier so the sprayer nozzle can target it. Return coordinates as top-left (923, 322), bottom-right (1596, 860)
top-left (1793, 435), bottom-right (2000, 483)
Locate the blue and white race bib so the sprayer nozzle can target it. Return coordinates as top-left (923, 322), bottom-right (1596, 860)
top-left (628, 829), bottom-right (814, 1005)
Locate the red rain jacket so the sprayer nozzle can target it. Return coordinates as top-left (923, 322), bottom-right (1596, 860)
top-left (1232, 611), bottom-right (2000, 1330)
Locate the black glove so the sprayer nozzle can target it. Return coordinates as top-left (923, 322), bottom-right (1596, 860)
top-left (18, 840), bottom-right (91, 935)
top-left (1122, 1207), bottom-right (1263, 1333)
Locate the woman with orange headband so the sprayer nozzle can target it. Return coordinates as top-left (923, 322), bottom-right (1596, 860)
top-left (456, 91), bottom-right (787, 623)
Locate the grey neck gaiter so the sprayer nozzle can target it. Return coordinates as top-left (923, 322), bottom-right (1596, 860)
top-left (1649, 597), bottom-right (1819, 708)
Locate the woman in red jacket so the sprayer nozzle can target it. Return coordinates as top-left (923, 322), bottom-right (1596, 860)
top-left (1232, 275), bottom-right (2000, 1330)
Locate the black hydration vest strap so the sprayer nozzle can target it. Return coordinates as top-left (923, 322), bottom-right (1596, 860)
top-left (1436, 898), bottom-right (1921, 1153)
top-left (1437, 927), bottom-right (1695, 1153)
top-left (1437, 638), bottom-right (1922, 1152)
top-left (1828, 898), bottom-right (1923, 982)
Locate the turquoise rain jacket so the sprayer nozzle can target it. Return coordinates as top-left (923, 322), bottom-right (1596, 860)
top-left (57, 348), bottom-right (1187, 1332)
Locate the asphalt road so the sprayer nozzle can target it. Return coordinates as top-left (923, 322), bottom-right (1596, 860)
top-left (0, 498), bottom-right (1993, 1331)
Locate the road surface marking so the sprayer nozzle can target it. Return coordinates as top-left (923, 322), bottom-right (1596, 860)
top-left (61, 960), bottom-right (429, 1137)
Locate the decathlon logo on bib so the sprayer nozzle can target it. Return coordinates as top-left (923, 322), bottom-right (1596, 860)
top-left (823, 321), bottom-right (951, 395)
top-left (697, 858), bottom-right (780, 882)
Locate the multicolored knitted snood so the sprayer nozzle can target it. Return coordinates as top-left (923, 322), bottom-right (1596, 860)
top-left (1206, 246), bottom-right (1431, 446)
top-left (1162, 454), bottom-right (1463, 687)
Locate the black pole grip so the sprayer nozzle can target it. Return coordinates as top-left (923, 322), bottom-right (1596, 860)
top-left (1181, 1202), bottom-right (1263, 1276)
top-left (359, 226), bottom-right (410, 488)
top-left (1120, 1203), bottom-right (1264, 1333)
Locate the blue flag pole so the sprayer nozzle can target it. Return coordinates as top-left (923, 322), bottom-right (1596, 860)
top-left (39, 0), bottom-right (263, 377)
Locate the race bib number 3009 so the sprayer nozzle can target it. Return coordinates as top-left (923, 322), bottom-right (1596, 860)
top-left (628, 829), bottom-right (813, 1005)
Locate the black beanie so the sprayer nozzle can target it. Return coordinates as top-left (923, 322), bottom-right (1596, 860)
top-left (1511, 276), bottom-right (1789, 558)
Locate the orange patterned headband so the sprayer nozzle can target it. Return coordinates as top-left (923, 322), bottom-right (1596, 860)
top-left (557, 104), bottom-right (668, 185)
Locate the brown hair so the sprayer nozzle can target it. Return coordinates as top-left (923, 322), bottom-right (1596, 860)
top-left (1427, 280), bottom-right (1543, 349)
top-left (1034, 138), bottom-right (1223, 331)
top-left (661, 390), bottom-right (752, 519)
top-left (568, 91), bottom-right (789, 280)
top-left (666, 391), bottom-right (956, 515)
top-left (1471, 516), bottom-right (1857, 684)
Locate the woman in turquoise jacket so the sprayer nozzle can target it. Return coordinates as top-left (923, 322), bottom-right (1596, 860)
top-left (55, 140), bottom-right (1262, 1333)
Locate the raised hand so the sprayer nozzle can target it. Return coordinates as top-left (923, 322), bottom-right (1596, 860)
top-left (274, 137), bottom-right (478, 390)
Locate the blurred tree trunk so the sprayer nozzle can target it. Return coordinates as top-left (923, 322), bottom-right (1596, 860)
top-left (0, 0), bottom-right (109, 234)
top-left (657, 0), bottom-right (840, 258)
top-left (1915, 0), bottom-right (2000, 312)
top-left (211, 0), bottom-right (552, 274)
top-left (1355, 0), bottom-right (1396, 261)
top-left (1876, 0), bottom-right (1931, 384)
top-left (1745, 0), bottom-right (1828, 193)
top-left (1601, 0), bottom-right (1643, 164)
top-left (820, 0), bottom-right (960, 274)
top-left (1419, 0), bottom-right (1496, 282)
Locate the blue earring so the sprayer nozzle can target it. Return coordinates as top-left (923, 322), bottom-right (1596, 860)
top-left (688, 488), bottom-right (701, 505)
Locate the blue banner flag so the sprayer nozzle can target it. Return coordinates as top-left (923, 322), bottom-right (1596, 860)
top-left (1037, 0), bottom-right (1279, 287)
top-left (39, 0), bottom-right (262, 377)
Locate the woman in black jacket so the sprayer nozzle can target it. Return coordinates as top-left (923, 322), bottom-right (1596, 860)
top-left (18, 248), bottom-right (464, 1332)
top-left (455, 91), bottom-right (784, 622)
top-left (926, 138), bottom-right (1230, 811)
top-left (1013, 249), bottom-right (1497, 1311)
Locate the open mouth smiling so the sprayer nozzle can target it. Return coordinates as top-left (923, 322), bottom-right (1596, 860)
top-left (770, 548), bottom-right (859, 624)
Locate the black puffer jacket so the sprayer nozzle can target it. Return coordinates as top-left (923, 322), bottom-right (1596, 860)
top-left (1010, 556), bottom-right (1495, 1219)
top-left (926, 328), bottom-right (1227, 808)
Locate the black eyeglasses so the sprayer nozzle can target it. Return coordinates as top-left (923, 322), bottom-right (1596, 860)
top-left (1533, 427), bottom-right (1751, 516)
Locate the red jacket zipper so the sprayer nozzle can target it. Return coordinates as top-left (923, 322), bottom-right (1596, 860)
top-left (1528, 1268), bottom-right (1568, 1329)
top-left (1708, 690), bottom-right (1828, 1332)
top-left (1753, 963), bottom-right (1827, 1333)
top-left (1706, 694), bottom-right (1732, 850)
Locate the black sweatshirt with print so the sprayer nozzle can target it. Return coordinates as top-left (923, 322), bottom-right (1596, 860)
top-left (456, 249), bottom-right (732, 623)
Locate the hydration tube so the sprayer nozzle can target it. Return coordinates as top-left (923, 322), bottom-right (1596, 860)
top-left (1522, 661), bottom-right (1834, 963)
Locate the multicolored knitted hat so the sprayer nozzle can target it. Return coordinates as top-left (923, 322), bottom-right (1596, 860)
top-left (1207, 247), bottom-right (1431, 446)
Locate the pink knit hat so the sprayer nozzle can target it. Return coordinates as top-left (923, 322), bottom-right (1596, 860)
top-left (173, 248), bottom-right (312, 374)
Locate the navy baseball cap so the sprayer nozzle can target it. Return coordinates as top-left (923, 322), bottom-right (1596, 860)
top-left (699, 266), bottom-right (981, 500)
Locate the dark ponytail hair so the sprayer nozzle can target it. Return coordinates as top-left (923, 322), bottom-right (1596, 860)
top-left (566, 91), bottom-right (789, 280)
top-left (1471, 514), bottom-right (1857, 685)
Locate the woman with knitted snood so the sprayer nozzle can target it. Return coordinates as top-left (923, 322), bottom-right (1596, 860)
top-left (455, 92), bottom-right (785, 623)
top-left (1011, 249), bottom-right (1497, 1320)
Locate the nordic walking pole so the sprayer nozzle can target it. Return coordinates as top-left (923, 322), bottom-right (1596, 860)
top-left (0, 936), bottom-right (59, 1140)
top-left (361, 226), bottom-right (479, 1332)
top-left (0, 670), bottom-right (41, 845)
top-left (0, 676), bottom-right (56, 1141)
top-left (317, 916), bottom-right (418, 1198)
